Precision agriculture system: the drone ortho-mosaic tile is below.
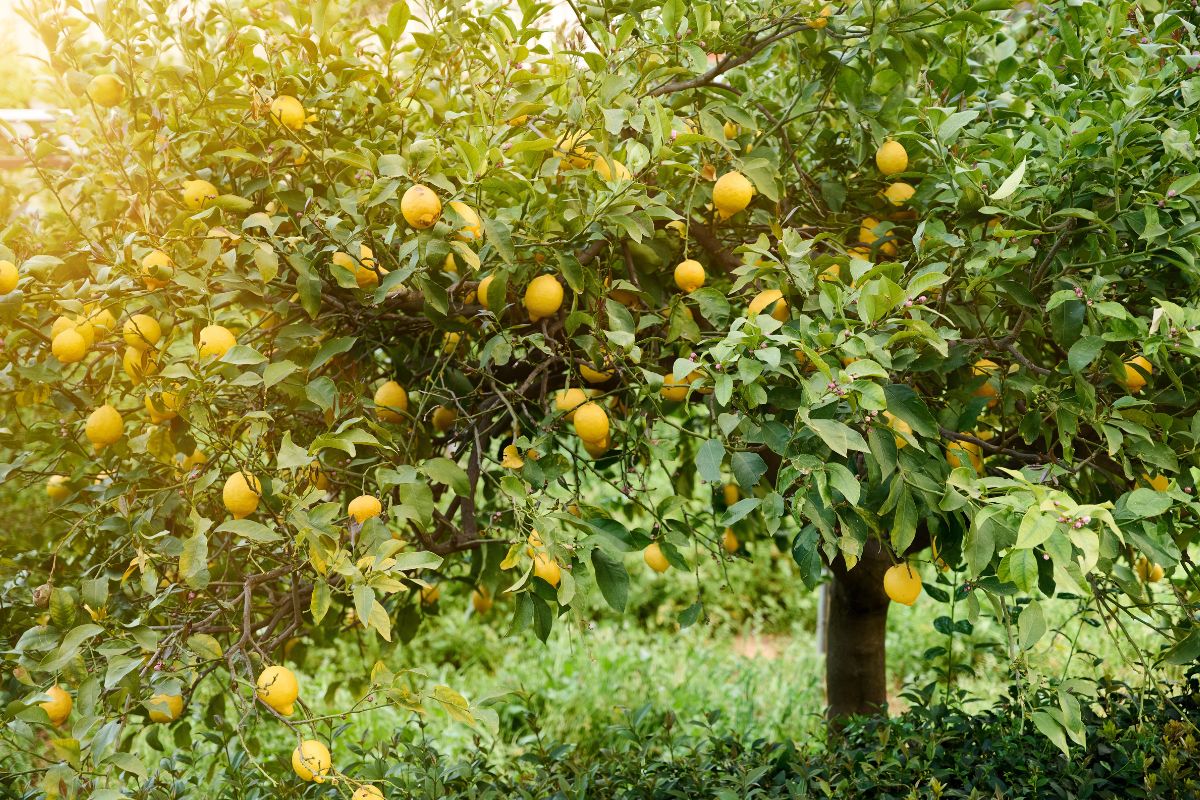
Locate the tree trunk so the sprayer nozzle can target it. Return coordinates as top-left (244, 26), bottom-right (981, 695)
top-left (824, 539), bottom-right (893, 720)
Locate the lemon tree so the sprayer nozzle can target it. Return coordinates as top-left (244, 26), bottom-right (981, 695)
top-left (1, 0), bottom-right (1199, 793)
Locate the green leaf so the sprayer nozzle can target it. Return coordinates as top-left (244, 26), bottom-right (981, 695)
top-left (186, 634), bottom-right (224, 661)
top-left (263, 360), bottom-right (299, 388)
top-left (215, 518), bottom-right (281, 543)
top-left (883, 385), bottom-right (938, 437)
top-left (421, 457), bottom-right (469, 496)
top-left (1018, 600), bottom-right (1046, 649)
top-left (731, 451), bottom-right (767, 491)
top-left (275, 431), bottom-right (311, 471)
top-left (806, 418), bottom-right (869, 457)
top-left (678, 601), bottom-right (703, 628)
top-left (826, 463), bottom-right (861, 506)
top-left (719, 497), bottom-right (761, 527)
top-left (590, 548), bottom-right (629, 612)
top-left (696, 438), bottom-right (725, 483)
top-left (219, 345), bottom-right (267, 366)
top-left (1032, 710), bottom-right (1070, 757)
top-left (990, 158), bottom-right (1026, 201)
top-left (432, 685), bottom-right (474, 725)
top-left (310, 582), bottom-right (331, 624)
top-left (1000, 548), bottom-right (1038, 592)
top-left (1126, 488), bottom-right (1172, 517)
top-left (38, 624), bottom-right (104, 672)
top-left (309, 336), bottom-right (357, 372)
top-left (1014, 508), bottom-right (1057, 549)
top-left (1066, 336), bottom-right (1104, 373)
top-left (386, 1), bottom-right (410, 39)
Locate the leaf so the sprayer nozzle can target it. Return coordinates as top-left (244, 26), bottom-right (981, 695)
top-left (218, 345), bottom-right (267, 366)
top-left (263, 360), bottom-right (299, 388)
top-left (696, 438), bottom-right (725, 483)
top-left (937, 109), bottom-right (979, 143)
top-left (678, 601), bottom-right (703, 628)
top-left (1014, 508), bottom-right (1057, 549)
top-left (309, 336), bottom-right (356, 372)
top-left (390, 551), bottom-right (445, 572)
top-left (891, 485), bottom-right (917, 554)
top-left (826, 463), bottom-right (861, 506)
top-left (1032, 710), bottom-right (1070, 757)
top-left (883, 385), bottom-right (939, 437)
top-left (421, 457), bottom-right (469, 496)
top-left (590, 548), bottom-right (629, 612)
top-left (989, 158), bottom-right (1026, 200)
top-left (353, 585), bottom-right (374, 633)
top-left (432, 685), bottom-right (474, 725)
top-left (275, 431), bottom-right (311, 471)
top-left (806, 418), bottom-right (869, 456)
top-left (964, 511), bottom-right (996, 575)
top-left (386, 1), bottom-right (410, 39)
top-left (1018, 601), bottom-right (1046, 650)
top-left (214, 518), bottom-right (281, 543)
top-left (310, 582), bottom-right (331, 624)
top-left (1126, 488), bottom-right (1172, 517)
top-left (1066, 336), bottom-right (1104, 373)
top-left (186, 634), bottom-right (224, 661)
top-left (367, 600), bottom-right (392, 642)
top-left (719, 498), bottom-right (761, 527)
top-left (38, 624), bottom-right (104, 672)
top-left (730, 451), bottom-right (768, 491)
top-left (178, 534), bottom-right (210, 589)
top-left (1000, 548), bottom-right (1038, 592)
top-left (791, 527), bottom-right (823, 589)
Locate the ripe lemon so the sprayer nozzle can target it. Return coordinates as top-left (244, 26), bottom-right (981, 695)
top-left (51, 315), bottom-right (76, 339)
top-left (809, 4), bottom-right (832, 28)
top-left (145, 391), bottom-right (179, 423)
top-left (147, 692), bottom-right (184, 723)
top-left (876, 140), bottom-right (908, 175)
top-left (222, 471), bottom-right (262, 518)
top-left (674, 259), bottom-right (706, 293)
top-left (270, 95), bottom-right (305, 130)
top-left (39, 685), bottom-right (72, 726)
top-left (556, 130), bottom-right (594, 169)
top-left (644, 541), bottom-right (670, 573)
top-left (123, 346), bottom-right (158, 384)
top-left (141, 249), bottom-right (173, 289)
top-left (87, 305), bottom-right (116, 333)
top-left (476, 274), bottom-right (496, 307)
top-left (573, 402), bottom-right (609, 443)
top-left (583, 436), bottom-right (610, 458)
top-left (859, 217), bottom-right (897, 256)
top-left (580, 362), bottom-right (612, 384)
top-left (52, 328), bottom-right (88, 363)
top-left (182, 179), bottom-right (218, 211)
top-left (722, 528), bottom-right (739, 553)
top-left (198, 325), bottom-right (236, 360)
top-left (87, 74), bottom-right (125, 107)
top-left (181, 448), bottom-right (207, 472)
top-left (471, 587), bottom-right (493, 614)
top-left (431, 405), bottom-right (458, 432)
top-left (292, 739), bottom-right (332, 782)
top-left (332, 245), bottom-right (382, 288)
top-left (524, 274), bottom-right (564, 321)
top-left (352, 786), bottom-right (385, 800)
top-left (448, 200), bottom-right (483, 241)
top-left (1121, 355), bottom-right (1152, 394)
top-left (420, 584), bottom-right (440, 605)
top-left (86, 404), bottom-right (124, 450)
top-left (348, 494), bottom-right (382, 523)
top-left (256, 665), bottom-right (299, 715)
top-left (1144, 473), bottom-right (1170, 492)
top-left (971, 358), bottom-right (1000, 405)
top-left (882, 411), bottom-right (912, 448)
top-left (0, 259), bottom-right (18, 293)
top-left (883, 563), bottom-right (922, 605)
top-left (884, 182), bottom-right (915, 206)
top-left (532, 552), bottom-right (561, 587)
top-left (123, 314), bottom-right (161, 351)
top-left (747, 289), bottom-right (789, 321)
top-left (593, 157), bottom-right (632, 181)
top-left (373, 380), bottom-right (409, 422)
top-left (401, 184), bottom-right (442, 229)
top-left (712, 171), bottom-right (754, 218)
top-left (945, 439), bottom-right (983, 473)
top-left (661, 373), bottom-right (694, 403)
top-left (501, 444), bottom-right (525, 469)
top-left (1135, 556), bottom-right (1165, 583)
top-left (555, 387), bottom-right (588, 420)
top-left (46, 475), bottom-right (70, 501)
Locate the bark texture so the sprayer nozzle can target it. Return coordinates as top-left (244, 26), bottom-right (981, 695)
top-left (824, 539), bottom-right (894, 719)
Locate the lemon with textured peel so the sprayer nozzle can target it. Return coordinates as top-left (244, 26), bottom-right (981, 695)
top-left (256, 665), bottom-right (298, 715)
top-left (674, 259), bottom-right (705, 293)
top-left (52, 328), bottom-right (88, 363)
top-left (87, 74), bottom-right (125, 107)
top-left (524, 274), bottom-right (564, 321)
top-left (348, 495), bottom-right (382, 523)
top-left (860, 217), bottom-right (898, 256)
top-left (593, 157), bottom-right (631, 181)
top-left (644, 542), bottom-right (669, 573)
top-left (292, 739), bottom-right (331, 782)
top-left (748, 289), bottom-right (789, 322)
top-left (883, 563), bottom-right (921, 605)
top-left (1121, 355), bottom-right (1152, 394)
top-left (532, 553), bottom-right (561, 586)
top-left (373, 381), bottom-right (408, 422)
top-left (401, 184), bottom-right (442, 229)
top-left (0, 260), bottom-right (17, 293)
top-left (40, 685), bottom-right (72, 726)
top-left (141, 249), bottom-right (173, 289)
top-left (573, 402), bottom-right (609, 443)
top-left (712, 171), bottom-right (754, 218)
top-left (476, 274), bottom-right (496, 307)
top-left (123, 314), bottom-right (161, 351)
top-left (182, 179), bottom-right (218, 211)
top-left (198, 325), bottom-right (236, 360)
top-left (555, 388), bottom-right (588, 420)
top-left (86, 404), bottom-right (124, 450)
top-left (448, 200), bottom-right (483, 241)
top-left (46, 475), bottom-right (70, 501)
top-left (431, 405), bottom-right (458, 432)
top-left (147, 692), bottom-right (184, 723)
top-left (884, 182), bottom-right (915, 205)
top-left (222, 471), bottom-right (261, 518)
top-left (270, 95), bottom-right (305, 130)
top-left (876, 140), bottom-right (908, 175)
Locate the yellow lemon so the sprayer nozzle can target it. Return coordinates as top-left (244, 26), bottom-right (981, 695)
top-left (748, 289), bottom-right (789, 321)
top-left (123, 346), bottom-right (158, 384)
top-left (556, 129), bottom-right (594, 168)
top-left (883, 563), bottom-right (922, 605)
top-left (884, 182), bottom-right (916, 206)
top-left (644, 541), bottom-right (670, 573)
top-left (971, 358), bottom-right (1001, 405)
top-left (0, 259), bottom-right (18, 293)
top-left (141, 249), bottom-right (173, 289)
top-left (348, 494), bottom-right (382, 523)
top-left (1144, 473), bottom-right (1170, 492)
top-left (352, 786), bottom-right (386, 800)
top-left (579, 362), bottom-right (612, 384)
top-left (722, 528), bottom-right (739, 553)
top-left (256, 665), bottom-right (298, 715)
top-left (431, 405), bottom-right (458, 432)
top-left (674, 259), bottom-right (706, 293)
top-left (147, 692), bottom-right (184, 723)
top-left (401, 184), bottom-right (442, 229)
top-left (593, 157), bottom-right (632, 181)
top-left (860, 217), bottom-right (897, 256)
top-left (86, 404), bottom-right (124, 450)
top-left (1121, 355), bottom-right (1152, 394)
top-left (291, 740), bottom-right (331, 782)
top-left (420, 584), bottom-right (440, 605)
top-left (583, 436), bottom-right (610, 458)
top-left (87, 73), bottom-right (125, 107)
top-left (501, 444), bottom-right (525, 469)
top-left (661, 373), bottom-right (695, 403)
top-left (373, 380), bottom-right (408, 422)
top-left (883, 411), bottom-right (912, 449)
top-left (270, 95), bottom-right (305, 130)
top-left (198, 325), bottom-right (236, 360)
top-left (476, 274), bottom-right (496, 307)
top-left (524, 274), bottom-right (564, 321)
top-left (573, 401), bottom-right (609, 443)
top-left (46, 475), bottom-right (71, 501)
top-left (333, 245), bottom-right (382, 288)
top-left (182, 179), bottom-right (218, 211)
top-left (222, 471), bottom-right (262, 518)
top-left (145, 391), bottom-right (179, 423)
top-left (1135, 556), bottom-right (1165, 583)
top-left (712, 171), bottom-right (754, 218)
top-left (471, 587), bottom-right (492, 614)
top-left (448, 200), bottom-right (483, 241)
top-left (123, 314), bottom-right (162, 351)
top-left (809, 4), bottom-right (832, 28)
top-left (52, 328), bottom-right (88, 363)
top-left (39, 685), bottom-right (72, 726)
top-left (555, 387), bottom-right (588, 420)
top-left (945, 439), bottom-right (984, 473)
top-left (876, 140), bottom-right (908, 175)
top-left (532, 553), bottom-right (561, 587)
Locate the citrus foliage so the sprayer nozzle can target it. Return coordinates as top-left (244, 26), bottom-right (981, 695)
top-left (1, 0), bottom-right (1198, 793)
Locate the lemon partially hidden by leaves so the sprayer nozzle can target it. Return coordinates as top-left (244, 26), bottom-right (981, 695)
top-left (882, 411), bottom-right (912, 448)
top-left (182, 179), bottom-right (218, 211)
top-left (524, 274), bottom-right (564, 321)
top-left (644, 542), bottom-right (670, 573)
top-left (722, 528), bottom-right (739, 553)
top-left (1135, 555), bottom-right (1165, 583)
top-left (554, 387), bottom-right (588, 420)
top-left (87, 74), bottom-right (125, 107)
top-left (147, 692), bottom-right (184, 723)
top-left (401, 184), bottom-right (442, 229)
top-left (1144, 473), bottom-right (1169, 492)
top-left (374, 380), bottom-right (409, 422)
top-left (448, 200), bottom-right (483, 241)
top-left (876, 140), bottom-right (908, 175)
top-left (352, 786), bottom-right (386, 800)
top-left (269, 95), bottom-right (305, 130)
top-left (712, 171), bottom-right (754, 218)
top-left (292, 739), bottom-right (332, 782)
top-left (46, 475), bottom-right (70, 501)
top-left (39, 685), bottom-right (72, 726)
top-left (661, 372), bottom-right (700, 403)
top-left (579, 362), bottom-right (612, 383)
top-left (884, 182), bottom-right (915, 206)
top-left (348, 494), bottom-right (382, 523)
top-left (198, 325), bottom-right (237, 360)
top-left (674, 259), bottom-right (706, 293)
top-left (1121, 355), bottom-right (1152, 394)
top-left (476, 274), bottom-right (496, 307)
top-left (883, 563), bottom-right (922, 605)
top-left (141, 249), bottom-right (173, 289)
top-left (0, 259), bottom-right (19, 293)
top-left (593, 157), bottom-right (632, 182)
top-left (809, 4), bottom-right (832, 28)
top-left (123, 314), bottom-right (161, 351)
top-left (747, 289), bottom-right (789, 322)
top-left (420, 584), bottom-right (440, 605)
top-left (945, 438), bottom-right (983, 473)
top-left (573, 402), bottom-right (609, 444)
top-left (471, 587), bottom-right (493, 614)
top-left (431, 405), bottom-right (458, 432)
top-left (723, 483), bottom-right (739, 506)
top-left (532, 552), bottom-right (561, 586)
top-left (145, 391), bottom-right (179, 423)
top-left (123, 346), bottom-right (158, 384)
top-left (222, 471), bottom-right (261, 519)
top-left (333, 245), bottom-right (383, 288)
top-left (859, 217), bottom-right (897, 256)
top-left (86, 404), bottom-right (124, 450)
top-left (256, 665), bottom-right (299, 716)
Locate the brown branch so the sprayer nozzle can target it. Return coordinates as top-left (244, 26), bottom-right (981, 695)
top-left (646, 22), bottom-right (809, 97)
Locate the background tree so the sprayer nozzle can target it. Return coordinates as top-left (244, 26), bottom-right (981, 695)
top-left (1, 0), bottom-right (1198, 793)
